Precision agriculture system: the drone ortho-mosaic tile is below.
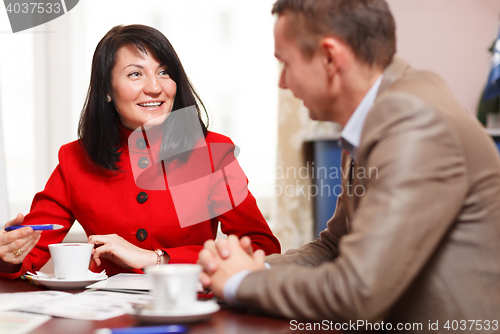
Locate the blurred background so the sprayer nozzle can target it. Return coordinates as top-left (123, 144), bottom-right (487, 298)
top-left (1, 0), bottom-right (500, 251)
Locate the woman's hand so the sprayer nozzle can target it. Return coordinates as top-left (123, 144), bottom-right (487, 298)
top-left (88, 234), bottom-right (167, 269)
top-left (0, 213), bottom-right (41, 270)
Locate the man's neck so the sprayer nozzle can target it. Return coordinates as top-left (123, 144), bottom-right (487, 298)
top-left (329, 63), bottom-right (384, 126)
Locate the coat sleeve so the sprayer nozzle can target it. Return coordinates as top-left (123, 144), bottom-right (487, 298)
top-left (217, 190), bottom-right (280, 255)
top-left (162, 192), bottom-right (280, 264)
top-left (156, 189), bottom-right (280, 265)
top-left (235, 93), bottom-right (468, 321)
top-left (0, 145), bottom-right (75, 279)
top-left (207, 138), bottom-right (280, 255)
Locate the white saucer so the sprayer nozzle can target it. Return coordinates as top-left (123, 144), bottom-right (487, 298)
top-left (133, 300), bottom-right (220, 323)
top-left (26, 271), bottom-right (108, 290)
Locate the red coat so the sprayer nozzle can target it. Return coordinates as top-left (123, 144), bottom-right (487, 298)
top-left (2, 127), bottom-right (280, 278)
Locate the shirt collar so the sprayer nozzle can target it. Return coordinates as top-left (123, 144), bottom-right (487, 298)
top-left (340, 75), bottom-right (383, 160)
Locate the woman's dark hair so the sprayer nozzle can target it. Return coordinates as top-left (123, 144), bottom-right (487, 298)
top-left (78, 24), bottom-right (209, 170)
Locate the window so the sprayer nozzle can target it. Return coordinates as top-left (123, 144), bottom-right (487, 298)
top-left (0, 1), bottom-right (278, 227)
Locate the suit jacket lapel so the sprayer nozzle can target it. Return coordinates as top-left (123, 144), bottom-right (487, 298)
top-left (341, 57), bottom-right (412, 232)
top-left (340, 151), bottom-right (357, 232)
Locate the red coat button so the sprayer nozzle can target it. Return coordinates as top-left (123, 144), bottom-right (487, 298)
top-left (136, 228), bottom-right (148, 241)
top-left (136, 138), bottom-right (147, 150)
top-left (138, 157), bottom-right (149, 169)
top-left (137, 192), bottom-right (148, 204)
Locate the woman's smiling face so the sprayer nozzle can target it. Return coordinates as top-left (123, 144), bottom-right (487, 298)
top-left (110, 43), bottom-right (177, 130)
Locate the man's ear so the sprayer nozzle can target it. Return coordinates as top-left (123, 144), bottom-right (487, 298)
top-left (320, 37), bottom-right (348, 76)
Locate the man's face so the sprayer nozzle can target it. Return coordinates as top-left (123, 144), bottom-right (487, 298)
top-left (274, 15), bottom-right (331, 121)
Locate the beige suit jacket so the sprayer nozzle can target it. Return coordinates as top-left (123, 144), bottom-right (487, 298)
top-left (237, 58), bottom-right (500, 332)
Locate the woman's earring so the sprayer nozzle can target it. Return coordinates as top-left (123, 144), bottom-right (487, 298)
top-left (106, 94), bottom-right (112, 102)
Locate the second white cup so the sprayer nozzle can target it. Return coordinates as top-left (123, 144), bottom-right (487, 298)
top-left (146, 264), bottom-right (202, 311)
top-left (48, 243), bottom-right (93, 280)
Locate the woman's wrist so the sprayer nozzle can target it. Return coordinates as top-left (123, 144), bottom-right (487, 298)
top-left (153, 249), bottom-right (164, 265)
top-left (156, 249), bottom-right (171, 264)
top-left (147, 249), bottom-right (170, 267)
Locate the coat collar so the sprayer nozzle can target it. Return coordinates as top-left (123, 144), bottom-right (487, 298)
top-left (377, 57), bottom-right (412, 98)
top-left (118, 122), bottom-right (164, 153)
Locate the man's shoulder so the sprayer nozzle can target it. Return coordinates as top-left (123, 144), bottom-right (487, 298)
top-left (379, 57), bottom-right (450, 101)
top-left (363, 59), bottom-right (495, 169)
top-left (373, 59), bottom-right (462, 125)
top-left (387, 70), bottom-right (450, 100)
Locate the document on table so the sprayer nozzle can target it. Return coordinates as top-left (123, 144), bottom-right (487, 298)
top-left (0, 291), bottom-right (70, 312)
top-left (21, 290), bottom-right (153, 320)
top-left (0, 311), bottom-right (51, 334)
top-left (86, 273), bottom-right (203, 293)
top-left (0, 290), bottom-right (153, 321)
top-left (86, 273), bottom-right (151, 293)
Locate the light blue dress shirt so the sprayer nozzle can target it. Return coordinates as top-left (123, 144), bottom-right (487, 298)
top-left (339, 75), bottom-right (383, 160)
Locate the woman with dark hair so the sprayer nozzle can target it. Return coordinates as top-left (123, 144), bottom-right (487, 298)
top-left (0, 24), bottom-right (280, 278)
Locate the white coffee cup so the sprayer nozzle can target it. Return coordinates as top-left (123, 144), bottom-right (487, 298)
top-left (48, 243), bottom-right (93, 280)
top-left (145, 264), bottom-right (202, 311)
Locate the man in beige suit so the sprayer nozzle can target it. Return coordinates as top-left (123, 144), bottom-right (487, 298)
top-left (198, 0), bottom-right (500, 331)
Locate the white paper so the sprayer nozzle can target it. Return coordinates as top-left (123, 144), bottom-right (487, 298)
top-left (86, 273), bottom-right (151, 292)
top-left (0, 291), bottom-right (70, 312)
top-left (0, 311), bottom-right (51, 334)
top-left (20, 291), bottom-right (153, 320)
top-left (86, 273), bottom-right (203, 293)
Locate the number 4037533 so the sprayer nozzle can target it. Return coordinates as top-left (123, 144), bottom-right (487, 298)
top-left (443, 320), bottom-right (498, 331)
top-left (5, 2), bottom-right (61, 14)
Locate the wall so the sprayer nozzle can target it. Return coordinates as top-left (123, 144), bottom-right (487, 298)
top-left (386, 0), bottom-right (500, 115)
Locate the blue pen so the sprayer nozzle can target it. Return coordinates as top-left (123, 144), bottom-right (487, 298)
top-left (94, 325), bottom-right (187, 334)
top-left (4, 224), bottom-right (64, 231)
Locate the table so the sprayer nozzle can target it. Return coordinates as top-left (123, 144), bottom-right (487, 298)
top-left (0, 278), bottom-right (336, 334)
